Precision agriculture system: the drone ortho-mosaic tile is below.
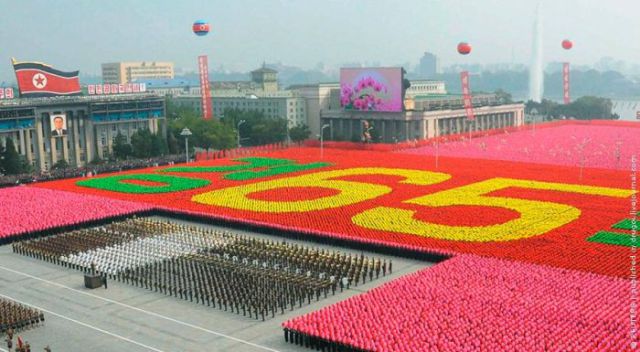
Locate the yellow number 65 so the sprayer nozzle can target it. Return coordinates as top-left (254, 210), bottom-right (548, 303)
top-left (352, 177), bottom-right (634, 242)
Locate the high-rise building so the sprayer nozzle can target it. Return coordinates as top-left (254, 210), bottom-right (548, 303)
top-left (102, 62), bottom-right (175, 84)
top-left (418, 52), bottom-right (440, 78)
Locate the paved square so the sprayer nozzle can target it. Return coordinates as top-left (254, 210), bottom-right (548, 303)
top-left (0, 218), bottom-right (431, 352)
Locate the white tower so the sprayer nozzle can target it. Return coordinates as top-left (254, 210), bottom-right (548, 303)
top-left (529, 3), bottom-right (544, 102)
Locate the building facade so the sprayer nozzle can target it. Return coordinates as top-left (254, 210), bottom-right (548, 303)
top-left (289, 83), bottom-right (340, 136)
top-left (173, 93), bottom-right (307, 128)
top-left (172, 66), bottom-right (308, 127)
top-left (102, 62), bottom-right (175, 84)
top-left (320, 103), bottom-right (525, 143)
top-left (405, 80), bottom-right (447, 97)
top-left (0, 95), bottom-right (166, 170)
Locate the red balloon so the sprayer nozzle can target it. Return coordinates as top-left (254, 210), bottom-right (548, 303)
top-left (562, 39), bottom-right (573, 50)
top-left (457, 42), bottom-right (472, 55)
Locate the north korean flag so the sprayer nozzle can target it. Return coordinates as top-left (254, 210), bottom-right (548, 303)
top-left (13, 60), bottom-right (81, 97)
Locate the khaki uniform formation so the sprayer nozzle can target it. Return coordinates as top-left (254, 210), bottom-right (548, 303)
top-left (0, 299), bottom-right (44, 348)
top-left (12, 218), bottom-right (158, 264)
top-left (12, 218), bottom-right (391, 320)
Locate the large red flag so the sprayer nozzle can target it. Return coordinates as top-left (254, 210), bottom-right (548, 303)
top-left (12, 58), bottom-right (81, 97)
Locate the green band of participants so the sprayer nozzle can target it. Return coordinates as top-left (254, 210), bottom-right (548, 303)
top-left (160, 157), bottom-right (292, 173)
top-left (76, 174), bottom-right (210, 194)
top-left (224, 162), bottom-right (331, 180)
top-left (160, 157), bottom-right (332, 181)
top-left (587, 231), bottom-right (638, 247)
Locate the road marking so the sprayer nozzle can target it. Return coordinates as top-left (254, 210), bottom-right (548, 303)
top-left (0, 292), bottom-right (165, 352)
top-left (0, 265), bottom-right (280, 352)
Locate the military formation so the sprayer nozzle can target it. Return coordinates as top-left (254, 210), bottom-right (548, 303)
top-left (284, 328), bottom-right (368, 352)
top-left (0, 299), bottom-right (44, 334)
top-left (1, 298), bottom-right (48, 351)
top-left (13, 217), bottom-right (391, 320)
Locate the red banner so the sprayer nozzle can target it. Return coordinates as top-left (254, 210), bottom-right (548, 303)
top-left (0, 88), bottom-right (14, 99)
top-left (460, 71), bottom-right (475, 120)
top-left (198, 55), bottom-right (213, 120)
top-left (13, 61), bottom-right (81, 98)
top-left (563, 62), bottom-right (570, 104)
top-left (87, 83), bottom-right (146, 95)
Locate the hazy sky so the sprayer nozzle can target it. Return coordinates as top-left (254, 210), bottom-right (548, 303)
top-left (1, 0), bottom-right (638, 82)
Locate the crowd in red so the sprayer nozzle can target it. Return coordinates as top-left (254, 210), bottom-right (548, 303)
top-left (284, 254), bottom-right (628, 352)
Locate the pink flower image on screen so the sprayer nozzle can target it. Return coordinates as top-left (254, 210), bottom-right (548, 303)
top-left (284, 255), bottom-right (628, 351)
top-left (0, 186), bottom-right (151, 239)
top-left (340, 68), bottom-right (402, 112)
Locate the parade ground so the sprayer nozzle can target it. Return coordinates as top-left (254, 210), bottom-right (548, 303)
top-left (0, 218), bottom-right (431, 352)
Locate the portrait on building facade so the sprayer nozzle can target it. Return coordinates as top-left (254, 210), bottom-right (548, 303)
top-left (50, 114), bottom-right (67, 137)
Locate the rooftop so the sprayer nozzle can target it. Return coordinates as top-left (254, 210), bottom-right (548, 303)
top-left (0, 93), bottom-right (163, 109)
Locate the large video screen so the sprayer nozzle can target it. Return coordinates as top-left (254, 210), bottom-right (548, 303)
top-left (340, 68), bottom-right (403, 112)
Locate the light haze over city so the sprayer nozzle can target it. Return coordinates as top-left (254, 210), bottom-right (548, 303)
top-left (1, 0), bottom-right (638, 81)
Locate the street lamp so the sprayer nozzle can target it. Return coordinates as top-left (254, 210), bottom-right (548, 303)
top-left (180, 127), bottom-right (192, 163)
top-left (320, 123), bottom-right (330, 159)
top-left (237, 120), bottom-right (246, 148)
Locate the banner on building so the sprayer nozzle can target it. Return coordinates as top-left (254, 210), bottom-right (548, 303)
top-left (12, 58), bottom-right (81, 98)
top-left (0, 88), bottom-right (14, 99)
top-left (460, 71), bottom-right (475, 120)
top-left (563, 62), bottom-right (570, 104)
top-left (198, 55), bottom-right (213, 120)
top-left (87, 83), bottom-right (146, 95)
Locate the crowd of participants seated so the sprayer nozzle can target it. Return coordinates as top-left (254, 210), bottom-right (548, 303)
top-left (13, 217), bottom-right (391, 320)
top-left (0, 154), bottom-right (186, 188)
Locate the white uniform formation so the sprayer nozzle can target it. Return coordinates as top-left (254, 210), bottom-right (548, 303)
top-left (62, 229), bottom-right (234, 275)
top-left (13, 217), bottom-right (390, 320)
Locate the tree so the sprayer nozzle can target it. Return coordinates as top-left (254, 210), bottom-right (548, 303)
top-left (112, 133), bottom-right (133, 160)
top-left (494, 89), bottom-right (513, 104)
top-left (525, 96), bottom-right (617, 120)
top-left (52, 159), bottom-right (69, 170)
top-left (167, 132), bottom-right (179, 154)
top-left (1, 138), bottom-right (23, 175)
top-left (130, 129), bottom-right (154, 158)
top-left (289, 124), bottom-right (311, 144)
top-left (220, 108), bottom-right (287, 146)
top-left (150, 133), bottom-right (168, 156)
top-left (168, 114), bottom-right (236, 153)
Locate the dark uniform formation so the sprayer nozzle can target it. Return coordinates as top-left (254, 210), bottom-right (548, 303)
top-left (284, 328), bottom-right (368, 352)
top-left (12, 217), bottom-right (391, 320)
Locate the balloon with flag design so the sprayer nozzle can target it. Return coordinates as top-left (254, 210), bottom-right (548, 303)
top-left (192, 20), bottom-right (210, 36)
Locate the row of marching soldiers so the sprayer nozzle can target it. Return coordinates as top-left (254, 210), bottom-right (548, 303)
top-left (12, 217), bottom-right (391, 320)
top-left (284, 328), bottom-right (366, 352)
top-left (1, 299), bottom-right (50, 351)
